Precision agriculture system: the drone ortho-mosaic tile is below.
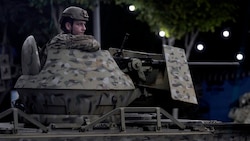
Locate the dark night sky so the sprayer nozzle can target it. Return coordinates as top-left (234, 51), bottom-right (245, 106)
top-left (96, 3), bottom-right (163, 53)
top-left (95, 2), bottom-right (250, 67)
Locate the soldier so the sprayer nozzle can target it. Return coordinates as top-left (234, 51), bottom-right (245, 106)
top-left (40, 6), bottom-right (100, 67)
top-left (59, 6), bottom-right (89, 35)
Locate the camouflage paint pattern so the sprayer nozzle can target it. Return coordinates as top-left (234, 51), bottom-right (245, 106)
top-left (3, 36), bottom-right (250, 140)
top-left (15, 49), bottom-right (134, 90)
top-left (15, 34), bottom-right (134, 90)
top-left (163, 45), bottom-right (198, 104)
top-left (48, 34), bottom-right (100, 52)
top-left (14, 34), bottom-right (137, 116)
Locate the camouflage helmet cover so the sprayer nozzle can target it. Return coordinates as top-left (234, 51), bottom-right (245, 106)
top-left (60, 6), bottom-right (89, 24)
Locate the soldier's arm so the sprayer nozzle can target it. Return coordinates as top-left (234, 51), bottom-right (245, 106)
top-left (48, 34), bottom-right (100, 52)
top-left (72, 35), bottom-right (100, 52)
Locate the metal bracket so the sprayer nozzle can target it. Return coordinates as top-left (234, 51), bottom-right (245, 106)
top-left (0, 108), bottom-right (48, 133)
top-left (80, 107), bottom-right (185, 132)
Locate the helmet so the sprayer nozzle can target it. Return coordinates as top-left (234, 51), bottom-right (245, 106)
top-left (59, 6), bottom-right (89, 25)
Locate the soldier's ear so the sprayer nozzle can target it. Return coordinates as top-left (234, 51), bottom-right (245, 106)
top-left (65, 22), bottom-right (72, 31)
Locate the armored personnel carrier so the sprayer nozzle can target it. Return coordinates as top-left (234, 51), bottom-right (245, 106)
top-left (0, 35), bottom-right (250, 141)
top-left (14, 34), bottom-right (197, 121)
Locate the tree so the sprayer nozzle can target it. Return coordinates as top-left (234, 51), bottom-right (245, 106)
top-left (0, 0), bottom-right (100, 48)
top-left (29, 0), bottom-right (106, 44)
top-left (110, 0), bottom-right (239, 60)
top-left (0, 0), bottom-right (239, 60)
top-left (27, 0), bottom-right (95, 44)
top-left (0, 0), bottom-right (58, 50)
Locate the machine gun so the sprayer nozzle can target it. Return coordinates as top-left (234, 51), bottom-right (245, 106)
top-left (106, 32), bottom-right (197, 118)
top-left (109, 45), bottom-right (198, 106)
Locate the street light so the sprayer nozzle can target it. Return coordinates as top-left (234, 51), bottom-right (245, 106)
top-left (195, 42), bottom-right (205, 52)
top-left (129, 5), bottom-right (136, 11)
top-left (221, 29), bottom-right (231, 39)
top-left (158, 30), bottom-right (166, 46)
top-left (196, 43), bottom-right (204, 51)
top-left (159, 31), bottom-right (166, 37)
top-left (236, 52), bottom-right (244, 61)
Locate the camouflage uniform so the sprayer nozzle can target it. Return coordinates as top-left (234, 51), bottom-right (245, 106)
top-left (40, 34), bottom-right (100, 66)
top-left (48, 34), bottom-right (100, 52)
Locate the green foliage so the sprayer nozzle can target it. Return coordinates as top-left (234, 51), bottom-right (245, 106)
top-left (0, 0), bottom-right (239, 53)
top-left (111, 0), bottom-right (238, 40)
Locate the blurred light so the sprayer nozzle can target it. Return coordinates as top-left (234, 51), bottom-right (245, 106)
top-left (236, 53), bottom-right (244, 61)
top-left (222, 29), bottom-right (231, 39)
top-left (159, 31), bottom-right (165, 37)
top-left (195, 42), bottom-right (205, 52)
top-left (196, 43), bottom-right (204, 51)
top-left (223, 31), bottom-right (230, 37)
top-left (129, 5), bottom-right (136, 11)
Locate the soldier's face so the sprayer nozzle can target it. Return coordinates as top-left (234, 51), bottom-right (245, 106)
top-left (68, 20), bottom-right (87, 35)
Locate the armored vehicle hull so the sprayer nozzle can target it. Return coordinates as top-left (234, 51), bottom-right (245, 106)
top-left (16, 89), bottom-right (137, 115)
top-left (5, 35), bottom-right (245, 141)
top-left (14, 35), bottom-right (139, 118)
